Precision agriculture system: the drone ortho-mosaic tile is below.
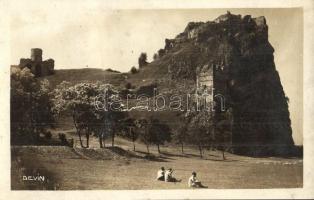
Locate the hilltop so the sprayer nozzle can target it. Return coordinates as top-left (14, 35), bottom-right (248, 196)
top-left (39, 68), bottom-right (127, 89)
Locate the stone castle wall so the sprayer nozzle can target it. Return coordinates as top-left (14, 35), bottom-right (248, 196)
top-left (19, 48), bottom-right (54, 77)
top-left (196, 63), bottom-right (214, 110)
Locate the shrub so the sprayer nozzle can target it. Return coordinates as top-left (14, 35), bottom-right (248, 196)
top-left (58, 133), bottom-right (68, 145)
top-left (125, 82), bottom-right (132, 90)
top-left (138, 53), bottom-right (148, 68)
top-left (136, 83), bottom-right (157, 97)
top-left (153, 53), bottom-right (158, 60)
top-left (44, 131), bottom-right (52, 140)
top-left (158, 49), bottom-right (165, 57)
top-left (105, 68), bottom-right (120, 73)
top-left (130, 66), bottom-right (138, 74)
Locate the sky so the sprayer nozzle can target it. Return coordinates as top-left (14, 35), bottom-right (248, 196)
top-left (10, 7), bottom-right (303, 144)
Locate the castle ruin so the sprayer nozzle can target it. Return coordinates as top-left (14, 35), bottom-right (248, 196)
top-left (196, 63), bottom-right (214, 106)
top-left (19, 48), bottom-right (54, 77)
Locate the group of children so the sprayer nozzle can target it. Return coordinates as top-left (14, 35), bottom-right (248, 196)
top-left (156, 167), bottom-right (207, 188)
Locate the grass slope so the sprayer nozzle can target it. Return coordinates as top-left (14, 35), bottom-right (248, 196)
top-left (39, 68), bottom-right (127, 89)
top-left (11, 136), bottom-right (303, 190)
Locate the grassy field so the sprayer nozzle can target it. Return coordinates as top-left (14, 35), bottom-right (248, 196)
top-left (11, 135), bottom-right (302, 190)
top-left (38, 68), bottom-right (127, 89)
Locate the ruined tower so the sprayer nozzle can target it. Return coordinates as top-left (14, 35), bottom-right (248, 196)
top-left (19, 48), bottom-right (54, 77)
top-left (196, 63), bottom-right (214, 106)
top-left (31, 48), bottom-right (43, 62)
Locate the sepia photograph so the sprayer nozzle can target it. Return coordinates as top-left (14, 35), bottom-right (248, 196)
top-left (1, 0), bottom-right (314, 199)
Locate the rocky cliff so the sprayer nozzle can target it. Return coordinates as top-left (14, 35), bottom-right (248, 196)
top-left (133, 12), bottom-right (295, 156)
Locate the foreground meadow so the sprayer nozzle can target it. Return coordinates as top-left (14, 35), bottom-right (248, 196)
top-left (11, 135), bottom-right (302, 190)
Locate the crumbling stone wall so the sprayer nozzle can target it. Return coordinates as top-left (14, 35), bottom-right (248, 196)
top-left (196, 63), bottom-right (214, 105)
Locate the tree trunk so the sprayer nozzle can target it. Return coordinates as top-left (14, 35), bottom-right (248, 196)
top-left (73, 114), bottom-right (84, 148)
top-left (222, 148), bottom-right (226, 160)
top-left (103, 134), bottom-right (105, 147)
top-left (146, 145), bottom-right (150, 154)
top-left (131, 127), bottom-right (135, 151)
top-left (132, 138), bottom-right (136, 151)
top-left (78, 130), bottom-right (84, 148)
top-left (111, 131), bottom-right (115, 147)
top-left (181, 142), bottom-right (184, 154)
top-left (86, 130), bottom-right (89, 148)
top-left (35, 128), bottom-right (40, 143)
top-left (199, 144), bottom-right (203, 158)
top-left (157, 144), bottom-right (160, 154)
top-left (99, 135), bottom-right (103, 148)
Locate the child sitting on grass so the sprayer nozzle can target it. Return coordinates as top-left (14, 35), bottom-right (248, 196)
top-left (156, 167), bottom-right (165, 181)
top-left (188, 171), bottom-right (207, 188)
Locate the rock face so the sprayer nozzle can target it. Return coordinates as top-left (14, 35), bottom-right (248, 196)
top-left (156, 12), bottom-right (294, 155)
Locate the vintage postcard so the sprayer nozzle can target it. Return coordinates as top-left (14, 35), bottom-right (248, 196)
top-left (1, 0), bottom-right (314, 199)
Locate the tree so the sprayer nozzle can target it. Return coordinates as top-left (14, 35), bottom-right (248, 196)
top-left (108, 111), bottom-right (126, 147)
top-left (138, 53), bottom-right (148, 68)
top-left (185, 104), bottom-right (214, 158)
top-left (158, 49), bottom-right (165, 57)
top-left (136, 118), bottom-right (152, 153)
top-left (130, 66), bottom-right (138, 74)
top-left (11, 67), bottom-right (55, 145)
top-left (153, 53), bottom-right (158, 61)
top-left (52, 82), bottom-right (94, 148)
top-left (214, 109), bottom-right (233, 160)
top-left (149, 118), bottom-right (171, 154)
top-left (125, 82), bottom-right (132, 90)
top-left (94, 86), bottom-right (127, 147)
top-left (52, 82), bottom-right (126, 148)
top-left (172, 122), bottom-right (188, 154)
top-left (121, 118), bottom-right (138, 151)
